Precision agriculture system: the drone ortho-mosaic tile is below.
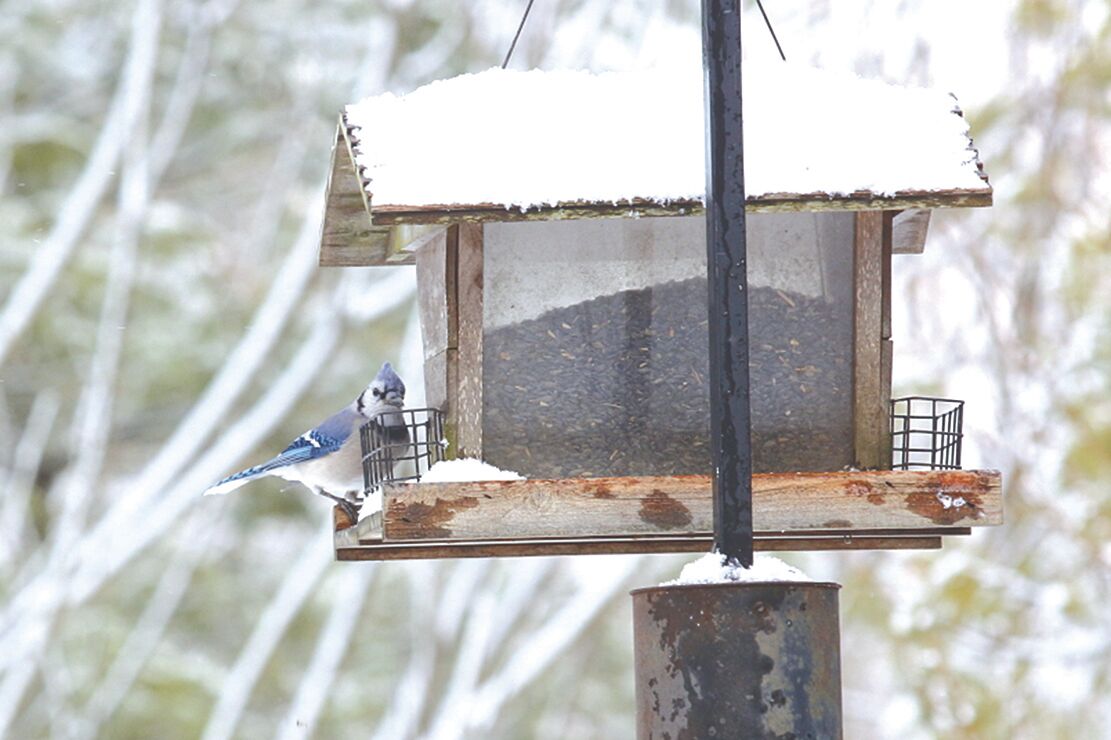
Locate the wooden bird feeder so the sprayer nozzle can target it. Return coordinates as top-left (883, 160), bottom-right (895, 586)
top-left (320, 65), bottom-right (1002, 560)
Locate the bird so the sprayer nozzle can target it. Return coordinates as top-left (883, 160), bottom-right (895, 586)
top-left (203, 361), bottom-right (411, 523)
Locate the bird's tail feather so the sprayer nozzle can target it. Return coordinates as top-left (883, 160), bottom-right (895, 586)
top-left (203, 476), bottom-right (252, 496)
top-left (203, 459), bottom-right (284, 496)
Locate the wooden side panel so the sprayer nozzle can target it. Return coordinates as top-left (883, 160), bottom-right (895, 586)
top-left (415, 230), bottom-right (449, 359)
top-left (892, 209), bottom-right (931, 254)
top-left (381, 469), bottom-right (1003, 541)
top-left (415, 229), bottom-right (454, 449)
top-left (455, 223), bottom-right (484, 458)
top-left (423, 350), bottom-right (454, 413)
top-left (882, 211), bottom-right (894, 341)
top-left (880, 212), bottom-right (895, 466)
top-left (854, 212), bottom-right (886, 468)
top-left (415, 229), bottom-right (455, 359)
top-left (388, 225), bottom-right (446, 265)
top-left (880, 338), bottom-right (894, 467)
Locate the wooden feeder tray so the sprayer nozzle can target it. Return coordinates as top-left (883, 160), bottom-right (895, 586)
top-left (333, 469), bottom-right (1001, 560)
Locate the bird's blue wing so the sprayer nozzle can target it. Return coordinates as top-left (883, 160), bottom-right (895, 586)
top-left (269, 429), bottom-right (344, 465)
top-left (204, 409), bottom-right (357, 494)
top-left (269, 409), bottom-right (356, 467)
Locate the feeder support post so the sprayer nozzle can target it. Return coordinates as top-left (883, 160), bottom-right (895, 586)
top-left (702, 0), bottom-right (753, 566)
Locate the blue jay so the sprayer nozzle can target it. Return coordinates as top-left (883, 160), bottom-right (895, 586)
top-left (203, 362), bottom-right (410, 522)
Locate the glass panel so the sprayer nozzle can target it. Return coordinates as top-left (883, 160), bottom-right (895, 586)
top-left (481, 212), bottom-right (855, 478)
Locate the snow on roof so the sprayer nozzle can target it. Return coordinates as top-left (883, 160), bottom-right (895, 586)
top-left (343, 63), bottom-right (990, 218)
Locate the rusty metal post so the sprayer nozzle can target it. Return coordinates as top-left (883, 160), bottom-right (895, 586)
top-left (631, 581), bottom-right (843, 738)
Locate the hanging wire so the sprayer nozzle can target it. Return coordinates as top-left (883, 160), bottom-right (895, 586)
top-left (501, 0), bottom-right (537, 69)
top-left (754, 0), bottom-right (787, 61)
top-left (502, 1), bottom-right (780, 68)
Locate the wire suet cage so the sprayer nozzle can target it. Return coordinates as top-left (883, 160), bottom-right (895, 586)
top-left (361, 407), bottom-right (447, 492)
top-left (890, 396), bottom-right (964, 470)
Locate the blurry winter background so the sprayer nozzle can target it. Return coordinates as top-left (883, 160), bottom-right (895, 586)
top-left (0, 0), bottom-right (1108, 737)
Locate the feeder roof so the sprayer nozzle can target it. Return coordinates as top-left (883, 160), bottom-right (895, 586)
top-left (321, 64), bottom-right (991, 265)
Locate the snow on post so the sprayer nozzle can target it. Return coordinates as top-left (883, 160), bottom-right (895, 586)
top-left (662, 552), bottom-right (814, 586)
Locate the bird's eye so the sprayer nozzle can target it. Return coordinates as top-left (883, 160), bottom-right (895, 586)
top-left (372, 389), bottom-right (382, 398)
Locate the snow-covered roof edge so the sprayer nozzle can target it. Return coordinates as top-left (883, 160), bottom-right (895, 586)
top-left (338, 65), bottom-right (991, 227)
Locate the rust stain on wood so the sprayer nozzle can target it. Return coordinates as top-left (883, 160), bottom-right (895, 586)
top-left (388, 497), bottom-right (480, 538)
top-left (473, 480), bottom-right (518, 492)
top-left (930, 471), bottom-right (992, 501)
top-left (638, 490), bottom-right (693, 530)
top-left (377, 470), bottom-right (1000, 544)
top-left (845, 478), bottom-right (885, 506)
top-left (904, 471), bottom-right (989, 525)
top-left (588, 481), bottom-right (616, 499)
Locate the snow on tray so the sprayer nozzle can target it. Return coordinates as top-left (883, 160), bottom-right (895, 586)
top-left (356, 460), bottom-right (523, 520)
top-left (357, 491), bottom-right (382, 523)
top-left (344, 63), bottom-right (988, 213)
top-left (415, 458), bottom-right (524, 484)
top-left (662, 552), bottom-right (814, 586)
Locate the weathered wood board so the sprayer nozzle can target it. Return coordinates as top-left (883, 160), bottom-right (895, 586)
top-left (334, 533), bottom-right (948, 561)
top-left (414, 228), bottom-right (453, 359)
top-left (319, 118), bottom-right (989, 268)
top-left (319, 119), bottom-right (398, 267)
top-left (455, 223), bottom-right (484, 459)
top-left (368, 188), bottom-right (992, 226)
top-left (375, 469), bottom-right (1001, 542)
top-left (892, 209), bottom-right (931, 254)
top-left (853, 212), bottom-right (887, 469)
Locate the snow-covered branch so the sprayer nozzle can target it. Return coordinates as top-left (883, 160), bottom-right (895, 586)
top-left (73, 504), bottom-right (227, 740)
top-left (0, 0), bottom-right (162, 369)
top-left (64, 269), bottom-right (414, 603)
top-left (0, 391), bottom-right (60, 571)
top-left (276, 564), bottom-right (376, 740)
top-left (200, 526), bottom-right (333, 740)
top-left (368, 562), bottom-right (440, 740)
top-left (461, 556), bottom-right (641, 735)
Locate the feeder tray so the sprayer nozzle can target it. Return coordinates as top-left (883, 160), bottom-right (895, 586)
top-left (334, 404), bottom-right (1002, 561)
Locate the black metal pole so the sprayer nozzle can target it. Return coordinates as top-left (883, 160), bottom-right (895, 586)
top-left (702, 0), bottom-right (753, 566)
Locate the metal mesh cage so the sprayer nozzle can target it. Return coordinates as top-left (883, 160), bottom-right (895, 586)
top-left (360, 407), bottom-right (446, 492)
top-left (890, 396), bottom-right (964, 470)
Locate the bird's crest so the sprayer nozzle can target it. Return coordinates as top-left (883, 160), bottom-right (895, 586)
top-left (357, 361), bottom-right (406, 415)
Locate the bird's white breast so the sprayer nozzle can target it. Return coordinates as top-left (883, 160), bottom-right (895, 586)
top-left (276, 436), bottom-right (365, 496)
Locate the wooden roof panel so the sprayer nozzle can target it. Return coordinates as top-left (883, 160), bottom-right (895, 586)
top-left (322, 66), bottom-right (993, 266)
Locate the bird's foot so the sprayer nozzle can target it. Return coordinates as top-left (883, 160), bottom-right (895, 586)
top-left (323, 492), bottom-right (361, 528)
top-left (338, 498), bottom-right (360, 526)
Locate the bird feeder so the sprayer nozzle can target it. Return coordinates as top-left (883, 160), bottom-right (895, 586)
top-left (320, 65), bottom-right (1003, 559)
